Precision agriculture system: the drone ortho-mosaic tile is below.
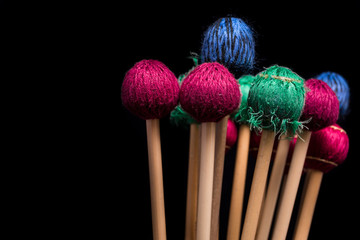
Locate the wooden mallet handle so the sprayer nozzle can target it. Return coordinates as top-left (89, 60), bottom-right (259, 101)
top-left (271, 130), bottom-right (312, 240)
top-left (146, 119), bottom-right (167, 240)
top-left (241, 129), bottom-right (275, 240)
top-left (197, 122), bottom-right (217, 240)
top-left (227, 124), bottom-right (251, 240)
top-left (256, 134), bottom-right (291, 240)
top-left (185, 124), bottom-right (201, 240)
top-left (293, 169), bottom-right (323, 240)
top-left (211, 116), bottom-right (229, 240)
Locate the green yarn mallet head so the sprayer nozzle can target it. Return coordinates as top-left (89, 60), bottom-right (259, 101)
top-left (170, 105), bottom-right (198, 127)
top-left (233, 75), bottom-right (255, 123)
top-left (242, 65), bottom-right (306, 136)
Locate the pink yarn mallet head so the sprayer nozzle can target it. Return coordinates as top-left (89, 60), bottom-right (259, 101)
top-left (300, 79), bottom-right (339, 131)
top-left (304, 124), bottom-right (349, 173)
top-left (121, 59), bottom-right (180, 120)
top-left (179, 62), bottom-right (241, 122)
top-left (226, 119), bottom-right (238, 152)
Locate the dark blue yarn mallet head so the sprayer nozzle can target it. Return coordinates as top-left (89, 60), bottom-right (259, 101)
top-left (200, 17), bottom-right (255, 78)
top-left (315, 71), bottom-right (350, 118)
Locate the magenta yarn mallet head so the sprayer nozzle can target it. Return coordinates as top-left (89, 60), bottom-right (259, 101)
top-left (179, 62), bottom-right (242, 122)
top-left (226, 119), bottom-right (238, 152)
top-left (121, 59), bottom-right (180, 120)
top-left (304, 124), bottom-right (349, 173)
top-left (179, 62), bottom-right (241, 240)
top-left (121, 59), bottom-right (179, 240)
top-left (300, 79), bottom-right (339, 131)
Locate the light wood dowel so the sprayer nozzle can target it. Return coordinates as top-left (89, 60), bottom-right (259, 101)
top-left (185, 124), bottom-right (201, 240)
top-left (271, 130), bottom-right (312, 240)
top-left (241, 129), bottom-right (275, 240)
top-left (293, 169), bottom-right (323, 240)
top-left (273, 174), bottom-right (288, 224)
top-left (196, 122), bottom-right (217, 240)
top-left (146, 119), bottom-right (167, 240)
top-left (211, 116), bottom-right (230, 240)
top-left (256, 134), bottom-right (291, 240)
top-left (227, 124), bottom-right (251, 240)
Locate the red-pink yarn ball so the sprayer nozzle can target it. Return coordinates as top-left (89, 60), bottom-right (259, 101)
top-left (304, 124), bottom-right (349, 173)
top-left (226, 119), bottom-right (238, 152)
top-left (300, 79), bottom-right (339, 131)
top-left (121, 59), bottom-right (180, 120)
top-left (179, 62), bottom-right (241, 122)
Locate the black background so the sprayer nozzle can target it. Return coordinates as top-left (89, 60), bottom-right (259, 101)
top-left (114, 2), bottom-right (359, 240)
top-left (66, 2), bottom-right (360, 239)
top-left (2, 1), bottom-right (359, 239)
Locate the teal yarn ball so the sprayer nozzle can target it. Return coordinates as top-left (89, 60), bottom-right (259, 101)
top-left (232, 75), bottom-right (255, 123)
top-left (242, 65), bottom-right (306, 136)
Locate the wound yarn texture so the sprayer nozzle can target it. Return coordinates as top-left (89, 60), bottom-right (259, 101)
top-left (242, 65), bottom-right (306, 136)
top-left (232, 74), bottom-right (255, 123)
top-left (315, 72), bottom-right (350, 118)
top-left (121, 59), bottom-right (179, 120)
top-left (300, 79), bottom-right (339, 131)
top-left (305, 124), bottom-right (349, 173)
top-left (179, 62), bottom-right (241, 122)
top-left (200, 17), bottom-right (255, 78)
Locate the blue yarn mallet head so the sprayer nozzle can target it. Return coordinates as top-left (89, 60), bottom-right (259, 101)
top-left (200, 17), bottom-right (255, 78)
top-left (315, 71), bottom-right (350, 118)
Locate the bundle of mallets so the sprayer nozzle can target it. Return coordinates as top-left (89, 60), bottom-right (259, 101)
top-left (121, 17), bottom-right (350, 240)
